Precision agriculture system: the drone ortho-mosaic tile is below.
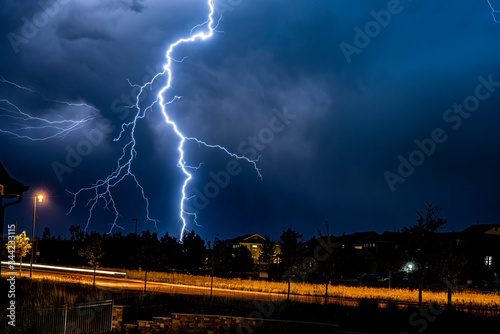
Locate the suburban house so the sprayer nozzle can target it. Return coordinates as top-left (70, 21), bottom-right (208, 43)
top-left (229, 234), bottom-right (266, 262)
top-left (0, 161), bottom-right (30, 239)
top-left (330, 223), bottom-right (500, 282)
top-left (459, 223), bottom-right (500, 277)
top-left (229, 233), bottom-right (281, 263)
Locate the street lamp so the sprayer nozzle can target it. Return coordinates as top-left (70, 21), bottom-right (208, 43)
top-left (132, 218), bottom-right (138, 235)
top-left (30, 194), bottom-right (43, 279)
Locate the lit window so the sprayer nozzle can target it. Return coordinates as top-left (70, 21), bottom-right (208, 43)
top-left (354, 245), bottom-right (362, 250)
top-left (252, 245), bottom-right (258, 248)
top-left (485, 256), bottom-right (493, 267)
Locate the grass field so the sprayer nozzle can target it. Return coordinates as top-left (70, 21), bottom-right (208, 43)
top-left (126, 269), bottom-right (500, 308)
top-left (1, 276), bottom-right (499, 334)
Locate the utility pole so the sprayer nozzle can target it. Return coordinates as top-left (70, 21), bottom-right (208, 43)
top-left (30, 194), bottom-right (43, 279)
top-left (132, 218), bottom-right (138, 235)
top-left (35, 217), bottom-right (39, 263)
top-left (211, 246), bottom-right (214, 300)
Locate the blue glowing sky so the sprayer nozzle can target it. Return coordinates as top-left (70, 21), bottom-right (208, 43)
top-left (1, 0), bottom-right (499, 240)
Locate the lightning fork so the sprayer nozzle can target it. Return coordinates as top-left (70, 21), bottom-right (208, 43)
top-left (68, 0), bottom-right (261, 240)
top-left (0, 78), bottom-right (97, 141)
top-left (487, 0), bottom-right (500, 22)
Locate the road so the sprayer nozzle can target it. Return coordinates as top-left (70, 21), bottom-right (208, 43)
top-left (2, 263), bottom-right (332, 304)
top-left (6, 264), bottom-right (497, 314)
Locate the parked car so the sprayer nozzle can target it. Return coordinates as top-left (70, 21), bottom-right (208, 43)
top-left (358, 273), bottom-right (387, 283)
top-left (391, 271), bottom-right (409, 285)
top-left (490, 279), bottom-right (500, 290)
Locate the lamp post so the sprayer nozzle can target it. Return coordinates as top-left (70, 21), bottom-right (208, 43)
top-left (132, 218), bottom-right (138, 235)
top-left (35, 217), bottom-right (39, 263)
top-left (30, 194), bottom-right (43, 279)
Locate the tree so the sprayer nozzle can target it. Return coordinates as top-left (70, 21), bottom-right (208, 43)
top-left (160, 232), bottom-right (180, 269)
top-left (431, 238), bottom-right (468, 308)
top-left (78, 232), bottom-right (104, 287)
top-left (42, 227), bottom-right (52, 241)
top-left (180, 230), bottom-right (205, 271)
top-left (211, 236), bottom-right (232, 275)
top-left (69, 225), bottom-right (85, 243)
top-left (259, 235), bottom-right (278, 263)
top-left (231, 245), bottom-right (255, 274)
top-left (135, 230), bottom-right (161, 292)
top-left (6, 231), bottom-right (31, 276)
top-left (317, 222), bottom-right (340, 304)
top-left (401, 203), bottom-right (447, 307)
top-left (259, 235), bottom-right (278, 279)
top-left (279, 228), bottom-right (304, 299)
top-left (377, 246), bottom-right (404, 289)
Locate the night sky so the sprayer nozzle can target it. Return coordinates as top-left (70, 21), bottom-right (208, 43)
top-left (1, 0), bottom-right (499, 241)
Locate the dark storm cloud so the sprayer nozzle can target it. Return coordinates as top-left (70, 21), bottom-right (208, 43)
top-left (1, 0), bottom-right (499, 239)
top-left (121, 0), bottom-right (147, 13)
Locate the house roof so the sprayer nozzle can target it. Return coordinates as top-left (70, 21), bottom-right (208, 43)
top-left (338, 231), bottom-right (379, 244)
top-left (0, 162), bottom-right (30, 198)
top-left (461, 223), bottom-right (500, 236)
top-left (230, 233), bottom-right (266, 244)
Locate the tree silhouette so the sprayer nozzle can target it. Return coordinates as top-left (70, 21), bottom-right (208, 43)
top-left (259, 235), bottom-right (279, 279)
top-left (401, 203), bottom-right (447, 307)
top-left (135, 230), bottom-right (161, 292)
top-left (78, 232), bottom-right (104, 287)
top-left (7, 231), bottom-right (31, 276)
top-left (317, 222), bottom-right (340, 304)
top-left (279, 228), bottom-right (304, 299)
top-left (431, 237), bottom-right (467, 307)
top-left (180, 230), bottom-right (205, 271)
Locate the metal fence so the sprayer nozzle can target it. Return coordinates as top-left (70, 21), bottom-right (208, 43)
top-left (19, 300), bottom-right (113, 334)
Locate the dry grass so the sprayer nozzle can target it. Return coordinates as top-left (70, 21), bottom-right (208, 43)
top-left (125, 270), bottom-right (500, 308)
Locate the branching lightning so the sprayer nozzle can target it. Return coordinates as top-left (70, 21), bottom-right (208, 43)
top-left (68, 0), bottom-right (261, 240)
top-left (0, 76), bottom-right (97, 140)
top-left (487, 0), bottom-right (500, 22)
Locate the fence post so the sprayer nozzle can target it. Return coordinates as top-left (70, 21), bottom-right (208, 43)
top-left (110, 300), bottom-right (114, 332)
top-left (64, 304), bottom-right (68, 334)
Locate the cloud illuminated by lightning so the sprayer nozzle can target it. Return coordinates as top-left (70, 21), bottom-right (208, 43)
top-left (487, 0), bottom-right (500, 22)
top-left (68, 0), bottom-right (261, 240)
top-left (0, 76), bottom-right (97, 140)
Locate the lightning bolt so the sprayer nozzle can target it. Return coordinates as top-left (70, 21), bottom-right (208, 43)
top-left (487, 0), bottom-right (500, 22)
top-left (0, 76), bottom-right (97, 140)
top-left (69, 0), bottom-right (261, 240)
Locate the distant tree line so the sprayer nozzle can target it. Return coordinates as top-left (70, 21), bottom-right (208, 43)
top-left (3, 203), bottom-right (498, 306)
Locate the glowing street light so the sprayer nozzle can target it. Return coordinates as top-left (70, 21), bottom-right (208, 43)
top-left (30, 193), bottom-right (43, 279)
